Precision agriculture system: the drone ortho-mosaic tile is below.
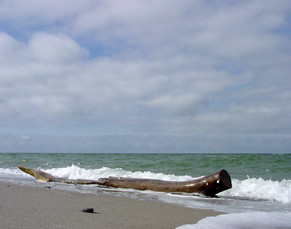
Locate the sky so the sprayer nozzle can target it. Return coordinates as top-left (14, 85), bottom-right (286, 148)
top-left (0, 0), bottom-right (291, 153)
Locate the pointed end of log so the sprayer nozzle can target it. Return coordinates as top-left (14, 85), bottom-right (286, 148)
top-left (18, 165), bottom-right (52, 182)
top-left (18, 165), bottom-right (35, 177)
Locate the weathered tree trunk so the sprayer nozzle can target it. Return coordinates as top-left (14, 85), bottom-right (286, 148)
top-left (18, 165), bottom-right (231, 197)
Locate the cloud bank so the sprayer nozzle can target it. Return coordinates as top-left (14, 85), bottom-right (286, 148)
top-left (0, 0), bottom-right (290, 153)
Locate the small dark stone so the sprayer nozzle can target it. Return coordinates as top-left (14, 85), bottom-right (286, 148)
top-left (44, 186), bottom-right (51, 189)
top-left (82, 208), bottom-right (94, 213)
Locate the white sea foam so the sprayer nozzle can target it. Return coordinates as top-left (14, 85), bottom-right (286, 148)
top-left (0, 167), bottom-right (26, 176)
top-left (44, 165), bottom-right (193, 181)
top-left (176, 212), bottom-right (291, 229)
top-left (221, 178), bottom-right (291, 204)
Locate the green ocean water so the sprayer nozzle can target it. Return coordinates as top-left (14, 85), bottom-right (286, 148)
top-left (1, 153), bottom-right (290, 181)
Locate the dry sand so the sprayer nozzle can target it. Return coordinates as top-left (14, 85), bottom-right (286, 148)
top-left (0, 181), bottom-right (221, 229)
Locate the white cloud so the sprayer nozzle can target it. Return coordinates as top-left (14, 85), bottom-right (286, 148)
top-left (0, 0), bottom-right (290, 152)
top-left (27, 33), bottom-right (89, 63)
top-left (147, 93), bottom-right (209, 116)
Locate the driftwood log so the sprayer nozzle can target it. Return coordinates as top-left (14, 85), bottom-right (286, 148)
top-left (18, 165), bottom-right (231, 197)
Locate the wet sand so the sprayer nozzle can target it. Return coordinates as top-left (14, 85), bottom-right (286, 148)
top-left (0, 182), bottom-right (221, 229)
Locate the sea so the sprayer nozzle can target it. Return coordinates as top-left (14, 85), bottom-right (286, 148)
top-left (0, 153), bottom-right (291, 229)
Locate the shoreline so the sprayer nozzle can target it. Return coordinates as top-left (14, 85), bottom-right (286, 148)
top-left (0, 181), bottom-right (222, 229)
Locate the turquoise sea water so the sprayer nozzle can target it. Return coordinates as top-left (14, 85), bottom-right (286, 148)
top-left (1, 153), bottom-right (291, 228)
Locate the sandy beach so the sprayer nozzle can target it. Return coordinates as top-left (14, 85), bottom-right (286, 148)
top-left (0, 181), bottom-right (221, 229)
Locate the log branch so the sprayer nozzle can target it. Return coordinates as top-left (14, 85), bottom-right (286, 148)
top-left (18, 165), bottom-right (231, 197)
